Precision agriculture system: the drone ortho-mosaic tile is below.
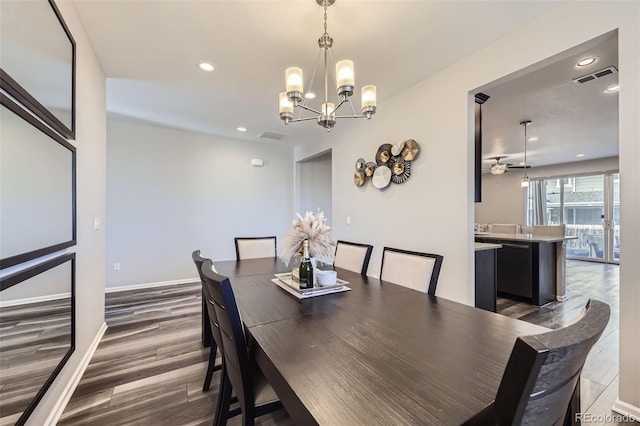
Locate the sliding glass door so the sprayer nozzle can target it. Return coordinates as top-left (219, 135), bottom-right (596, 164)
top-left (527, 172), bottom-right (619, 263)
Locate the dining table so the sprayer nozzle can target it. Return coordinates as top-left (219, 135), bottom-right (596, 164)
top-left (204, 257), bottom-right (550, 425)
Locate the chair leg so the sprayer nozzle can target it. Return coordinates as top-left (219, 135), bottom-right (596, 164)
top-left (203, 342), bottom-right (219, 391)
top-left (214, 363), bottom-right (232, 426)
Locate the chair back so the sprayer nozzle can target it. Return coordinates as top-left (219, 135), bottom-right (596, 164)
top-left (192, 251), bottom-right (223, 351)
top-left (234, 236), bottom-right (277, 260)
top-left (200, 260), bottom-right (254, 412)
top-left (493, 299), bottom-right (610, 425)
top-left (520, 226), bottom-right (533, 234)
top-left (334, 240), bottom-right (373, 276)
top-left (490, 224), bottom-right (518, 234)
top-left (380, 247), bottom-right (443, 296)
top-left (533, 224), bottom-right (565, 237)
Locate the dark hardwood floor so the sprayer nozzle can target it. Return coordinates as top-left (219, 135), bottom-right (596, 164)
top-left (58, 260), bottom-right (632, 425)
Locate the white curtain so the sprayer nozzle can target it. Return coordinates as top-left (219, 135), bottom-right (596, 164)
top-left (530, 180), bottom-right (547, 225)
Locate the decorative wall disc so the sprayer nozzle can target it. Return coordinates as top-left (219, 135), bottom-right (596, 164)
top-left (354, 138), bottom-right (418, 190)
top-left (391, 141), bottom-right (403, 156)
top-left (388, 156), bottom-right (411, 184)
top-left (372, 165), bottom-right (392, 189)
top-left (364, 162), bottom-right (377, 178)
top-left (401, 139), bottom-right (419, 161)
top-left (375, 144), bottom-right (393, 166)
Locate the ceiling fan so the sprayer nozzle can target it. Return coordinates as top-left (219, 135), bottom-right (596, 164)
top-left (488, 156), bottom-right (512, 175)
top-left (486, 156), bottom-right (529, 175)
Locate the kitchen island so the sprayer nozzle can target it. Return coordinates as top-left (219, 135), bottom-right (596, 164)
top-left (474, 232), bottom-right (576, 306)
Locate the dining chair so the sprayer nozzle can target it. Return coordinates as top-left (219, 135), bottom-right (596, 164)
top-left (191, 250), bottom-right (223, 393)
top-left (464, 299), bottom-right (610, 426)
top-left (380, 247), bottom-right (444, 296)
top-left (520, 225), bottom-right (533, 234)
top-left (490, 223), bottom-right (518, 234)
top-left (234, 236), bottom-right (277, 260)
top-left (201, 260), bottom-right (285, 426)
top-left (333, 240), bottom-right (373, 276)
top-left (533, 224), bottom-right (565, 237)
top-left (193, 251), bottom-right (242, 425)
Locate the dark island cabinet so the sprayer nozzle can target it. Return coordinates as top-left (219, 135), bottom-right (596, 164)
top-left (475, 237), bottom-right (556, 306)
top-left (475, 247), bottom-right (498, 312)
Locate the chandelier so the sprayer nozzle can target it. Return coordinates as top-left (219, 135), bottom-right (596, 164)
top-left (278, 0), bottom-right (377, 132)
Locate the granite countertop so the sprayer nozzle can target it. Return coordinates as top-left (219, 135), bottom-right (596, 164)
top-left (474, 232), bottom-right (578, 243)
top-left (475, 242), bottom-right (502, 251)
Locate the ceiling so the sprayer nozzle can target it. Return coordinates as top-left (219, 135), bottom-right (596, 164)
top-left (70, 1), bottom-right (620, 169)
top-left (480, 31), bottom-right (619, 171)
top-left (71, 0), bottom-right (572, 148)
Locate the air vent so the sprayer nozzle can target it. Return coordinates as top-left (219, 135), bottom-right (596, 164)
top-left (572, 66), bottom-right (618, 85)
top-left (259, 131), bottom-right (287, 140)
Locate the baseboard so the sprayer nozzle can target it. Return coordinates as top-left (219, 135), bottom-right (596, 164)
top-left (556, 294), bottom-right (569, 302)
top-left (105, 277), bottom-right (199, 293)
top-left (612, 399), bottom-right (640, 421)
top-left (45, 322), bottom-right (107, 425)
top-left (0, 292), bottom-right (71, 308)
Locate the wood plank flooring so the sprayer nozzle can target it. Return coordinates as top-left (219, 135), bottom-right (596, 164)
top-left (0, 298), bottom-right (73, 425)
top-left (58, 260), bottom-right (635, 425)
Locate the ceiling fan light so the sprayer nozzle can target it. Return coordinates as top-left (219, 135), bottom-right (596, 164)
top-left (491, 164), bottom-right (507, 175)
top-left (521, 176), bottom-right (530, 188)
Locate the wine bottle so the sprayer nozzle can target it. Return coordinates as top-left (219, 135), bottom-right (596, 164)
top-left (299, 240), bottom-right (314, 289)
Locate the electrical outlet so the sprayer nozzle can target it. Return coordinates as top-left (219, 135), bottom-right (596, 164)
top-left (346, 216), bottom-right (351, 225)
top-left (114, 263), bottom-right (120, 271)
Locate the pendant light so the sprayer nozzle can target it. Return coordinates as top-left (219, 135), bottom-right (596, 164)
top-left (520, 120), bottom-right (531, 188)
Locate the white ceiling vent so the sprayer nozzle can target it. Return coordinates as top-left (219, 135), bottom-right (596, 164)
top-left (572, 66), bottom-right (618, 85)
top-left (259, 131), bottom-right (288, 140)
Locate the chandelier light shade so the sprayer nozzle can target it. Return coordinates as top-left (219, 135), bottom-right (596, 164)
top-left (278, 0), bottom-right (377, 131)
top-left (520, 120), bottom-right (531, 188)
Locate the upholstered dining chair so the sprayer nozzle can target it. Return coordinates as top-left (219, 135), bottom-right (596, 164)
top-left (234, 236), bottom-right (277, 260)
top-left (333, 240), bottom-right (373, 276)
top-left (464, 299), bottom-right (610, 426)
top-left (533, 224), bottom-right (565, 237)
top-left (490, 224), bottom-right (518, 234)
top-left (192, 250), bottom-right (222, 392)
top-left (201, 260), bottom-right (285, 426)
top-left (380, 247), bottom-right (444, 296)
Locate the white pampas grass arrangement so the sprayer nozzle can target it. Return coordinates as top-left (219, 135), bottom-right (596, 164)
top-left (279, 211), bottom-right (335, 266)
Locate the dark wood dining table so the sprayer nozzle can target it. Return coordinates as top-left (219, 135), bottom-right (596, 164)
top-left (207, 257), bottom-right (548, 425)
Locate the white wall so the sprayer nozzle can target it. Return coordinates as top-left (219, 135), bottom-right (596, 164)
top-left (106, 119), bottom-right (293, 289)
top-left (296, 2), bottom-right (639, 414)
top-left (475, 156), bottom-right (619, 224)
top-left (26, 2), bottom-right (108, 424)
top-left (298, 151), bottom-right (332, 225)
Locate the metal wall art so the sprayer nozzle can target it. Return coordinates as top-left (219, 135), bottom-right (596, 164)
top-left (353, 139), bottom-right (420, 189)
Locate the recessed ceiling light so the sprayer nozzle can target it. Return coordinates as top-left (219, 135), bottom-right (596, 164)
top-left (304, 92), bottom-right (316, 99)
top-left (576, 154), bottom-right (585, 158)
top-left (577, 57), bottom-right (596, 67)
top-left (527, 137), bottom-right (539, 142)
top-left (237, 127), bottom-right (247, 132)
top-left (605, 84), bottom-right (620, 93)
top-left (197, 62), bottom-right (215, 72)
